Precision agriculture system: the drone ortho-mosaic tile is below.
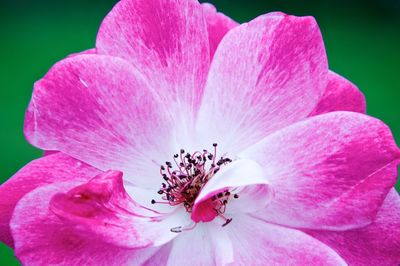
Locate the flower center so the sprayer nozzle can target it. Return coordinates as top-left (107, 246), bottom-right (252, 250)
top-left (151, 143), bottom-right (238, 231)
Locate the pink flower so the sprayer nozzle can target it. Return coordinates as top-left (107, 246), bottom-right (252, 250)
top-left (1, 0), bottom-right (399, 265)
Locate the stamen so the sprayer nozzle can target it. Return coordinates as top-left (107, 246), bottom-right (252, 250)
top-left (218, 212), bottom-right (233, 227)
top-left (170, 227), bottom-right (182, 233)
top-left (152, 144), bottom-right (237, 227)
top-left (222, 218), bottom-right (233, 227)
top-left (170, 222), bottom-right (197, 233)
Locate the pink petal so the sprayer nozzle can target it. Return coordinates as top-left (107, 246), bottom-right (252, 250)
top-left (43, 150), bottom-right (58, 156)
top-left (196, 12), bottom-right (328, 154)
top-left (191, 159), bottom-right (271, 223)
top-left (310, 71), bottom-right (366, 116)
top-left (225, 214), bottom-right (346, 265)
top-left (241, 112), bottom-right (400, 230)
top-left (0, 153), bottom-right (99, 247)
top-left (142, 243), bottom-right (173, 266)
top-left (96, 0), bottom-right (210, 123)
top-left (47, 170), bottom-right (183, 248)
top-left (10, 180), bottom-right (163, 266)
top-left (24, 55), bottom-right (174, 188)
top-left (307, 189), bottom-right (400, 265)
top-left (202, 3), bottom-right (238, 58)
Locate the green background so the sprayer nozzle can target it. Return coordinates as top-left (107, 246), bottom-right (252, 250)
top-left (0, 0), bottom-right (399, 264)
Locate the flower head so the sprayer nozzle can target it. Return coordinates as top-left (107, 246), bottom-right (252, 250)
top-left (1, 0), bottom-right (400, 265)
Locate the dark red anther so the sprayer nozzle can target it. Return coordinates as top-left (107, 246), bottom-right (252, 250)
top-left (152, 143), bottom-right (236, 228)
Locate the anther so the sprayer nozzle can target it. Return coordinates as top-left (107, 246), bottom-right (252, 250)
top-left (170, 222), bottom-right (197, 233)
top-left (222, 218), bottom-right (232, 227)
top-left (170, 226), bottom-right (182, 233)
top-left (153, 144), bottom-right (234, 226)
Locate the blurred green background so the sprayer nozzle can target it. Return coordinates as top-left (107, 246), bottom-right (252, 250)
top-left (0, 0), bottom-right (399, 264)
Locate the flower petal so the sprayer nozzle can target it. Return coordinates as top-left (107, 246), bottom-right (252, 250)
top-left (11, 170), bottom-right (187, 265)
top-left (310, 71), bottom-right (366, 116)
top-left (47, 170), bottom-right (183, 248)
top-left (202, 3), bottom-right (238, 58)
top-left (125, 186), bottom-right (177, 214)
top-left (191, 159), bottom-right (271, 223)
top-left (96, 0), bottom-right (210, 125)
top-left (142, 244), bottom-right (173, 266)
top-left (306, 189), bottom-right (400, 265)
top-left (10, 180), bottom-right (163, 266)
top-left (196, 12), bottom-right (328, 154)
top-left (0, 153), bottom-right (98, 247)
top-left (24, 55), bottom-right (174, 188)
top-left (241, 112), bottom-right (400, 230)
top-left (165, 222), bottom-right (233, 265)
top-left (225, 214), bottom-right (346, 265)
top-left (43, 150), bottom-right (58, 156)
